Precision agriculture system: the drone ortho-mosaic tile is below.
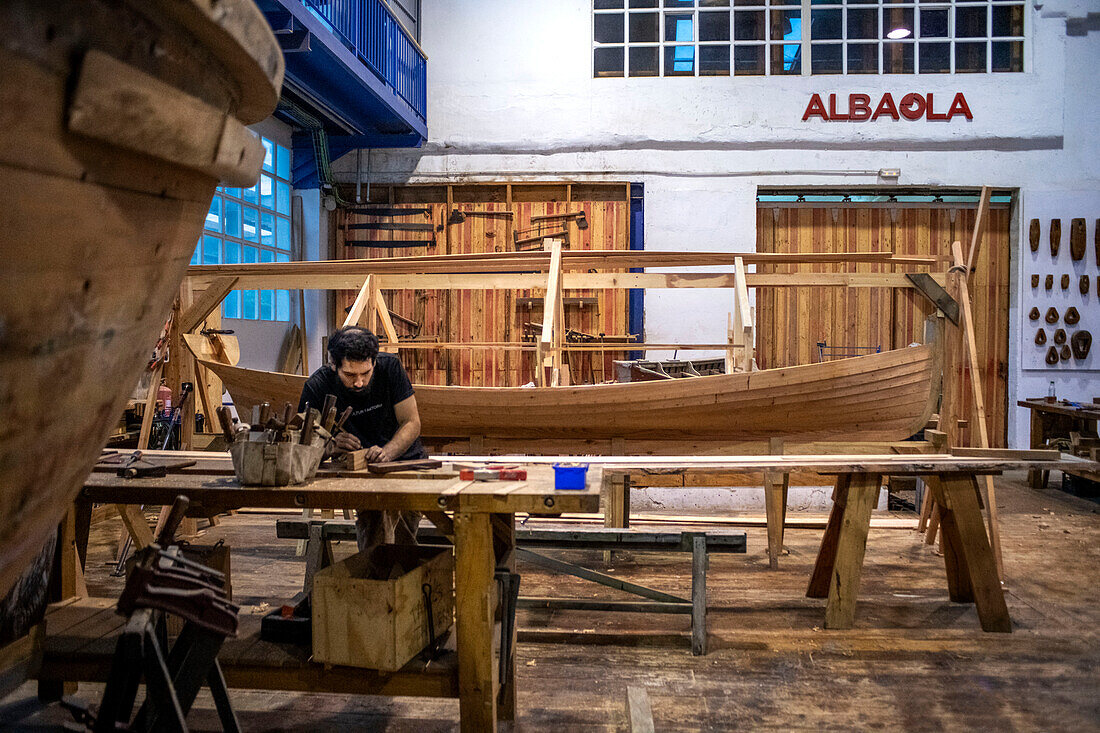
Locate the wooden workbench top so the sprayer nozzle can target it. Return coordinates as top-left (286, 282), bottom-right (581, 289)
top-left (82, 465), bottom-right (599, 515)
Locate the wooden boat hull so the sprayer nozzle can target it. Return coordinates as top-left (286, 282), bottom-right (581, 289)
top-left (192, 338), bottom-right (941, 444)
top-left (0, 0), bottom-right (281, 597)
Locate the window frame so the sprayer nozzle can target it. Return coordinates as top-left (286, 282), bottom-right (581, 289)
top-left (592, 0), bottom-right (1025, 77)
top-left (192, 134), bottom-right (294, 322)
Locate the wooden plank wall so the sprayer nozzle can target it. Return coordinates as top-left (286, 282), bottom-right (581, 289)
top-left (757, 204), bottom-right (1011, 446)
top-left (335, 183), bottom-right (631, 387)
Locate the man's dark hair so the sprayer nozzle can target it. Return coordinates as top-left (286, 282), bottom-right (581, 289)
top-left (328, 326), bottom-right (379, 368)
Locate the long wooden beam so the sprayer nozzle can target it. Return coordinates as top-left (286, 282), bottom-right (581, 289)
top-left (186, 249), bottom-right (939, 281)
top-left (187, 271), bottom-right (948, 292)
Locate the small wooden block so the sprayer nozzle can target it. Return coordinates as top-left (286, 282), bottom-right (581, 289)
top-left (366, 458), bottom-right (443, 474)
top-left (1028, 218), bottom-right (1040, 252)
top-left (1049, 218), bottom-right (1060, 258)
top-left (1069, 218), bottom-right (1086, 261)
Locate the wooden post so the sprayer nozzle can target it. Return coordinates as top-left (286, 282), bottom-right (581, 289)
top-left (763, 437), bottom-right (789, 569)
top-left (823, 473), bottom-right (881, 629)
top-left (949, 235), bottom-right (1004, 580)
top-left (733, 256), bottom-right (753, 372)
top-left (344, 275), bottom-right (375, 328)
top-left (454, 511), bottom-right (498, 732)
top-left (538, 238), bottom-right (564, 387)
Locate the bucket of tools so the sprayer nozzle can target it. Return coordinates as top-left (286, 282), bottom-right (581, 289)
top-left (218, 402), bottom-right (349, 486)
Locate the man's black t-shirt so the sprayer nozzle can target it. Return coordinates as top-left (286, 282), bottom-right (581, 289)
top-left (298, 354), bottom-right (426, 460)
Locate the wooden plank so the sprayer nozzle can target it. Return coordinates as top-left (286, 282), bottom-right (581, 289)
top-left (454, 512), bottom-right (498, 732)
top-left (344, 275), bottom-right (375, 328)
top-left (763, 437), bottom-right (790, 570)
top-left (178, 276), bottom-right (238, 334)
top-left (824, 473), bottom-right (881, 629)
top-left (626, 686), bottom-right (656, 733)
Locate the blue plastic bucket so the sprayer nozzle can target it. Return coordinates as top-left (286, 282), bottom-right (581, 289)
top-left (552, 463), bottom-right (588, 490)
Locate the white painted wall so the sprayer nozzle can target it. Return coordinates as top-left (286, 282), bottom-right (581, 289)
top-left (327, 1), bottom-right (1100, 450)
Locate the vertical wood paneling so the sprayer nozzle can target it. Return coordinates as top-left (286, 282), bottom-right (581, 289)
top-left (757, 204), bottom-right (1010, 445)
top-left (336, 185), bottom-right (629, 387)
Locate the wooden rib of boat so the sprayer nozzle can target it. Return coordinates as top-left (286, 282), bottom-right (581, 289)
top-left (188, 330), bottom-right (942, 443)
top-left (0, 0), bottom-right (281, 598)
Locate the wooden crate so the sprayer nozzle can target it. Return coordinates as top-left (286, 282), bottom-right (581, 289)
top-left (312, 544), bottom-right (454, 671)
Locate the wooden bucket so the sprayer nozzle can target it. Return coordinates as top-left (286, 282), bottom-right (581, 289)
top-left (0, 0), bottom-right (283, 597)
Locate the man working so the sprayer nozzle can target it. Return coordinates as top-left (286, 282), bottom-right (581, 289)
top-left (298, 326), bottom-right (426, 551)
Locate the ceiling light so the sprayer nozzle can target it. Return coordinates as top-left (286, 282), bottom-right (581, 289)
top-left (886, 27), bottom-right (912, 39)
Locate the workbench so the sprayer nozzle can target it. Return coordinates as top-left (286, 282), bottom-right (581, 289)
top-left (458, 452), bottom-right (1098, 632)
top-left (1017, 398), bottom-right (1100, 488)
top-left (45, 465), bottom-right (599, 733)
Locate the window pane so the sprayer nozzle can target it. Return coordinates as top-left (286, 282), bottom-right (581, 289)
top-left (222, 290), bottom-right (240, 319)
top-left (992, 5), bottom-right (1023, 37)
top-left (260, 249), bottom-right (275, 264)
top-left (919, 41), bottom-right (950, 72)
top-left (699, 44), bottom-right (731, 74)
top-left (260, 211), bottom-right (276, 246)
top-left (629, 12), bottom-right (658, 42)
top-left (811, 43), bottom-right (843, 73)
top-left (276, 290), bottom-right (290, 322)
top-left (847, 42), bottom-right (878, 73)
top-left (594, 46), bottom-right (625, 76)
top-left (277, 144), bottom-right (291, 180)
top-left (628, 46), bottom-right (659, 75)
top-left (811, 9), bottom-right (841, 39)
top-left (191, 241), bottom-right (200, 266)
top-left (205, 195), bottom-right (222, 232)
top-left (243, 245), bottom-right (258, 264)
top-left (882, 41), bottom-right (913, 73)
top-left (919, 8), bottom-right (948, 38)
top-left (881, 7), bottom-right (913, 39)
top-left (734, 10), bottom-right (764, 40)
top-left (242, 290), bottom-right (257, 320)
top-left (992, 40), bottom-right (1023, 72)
top-left (629, 0), bottom-right (657, 7)
top-left (277, 251), bottom-right (290, 263)
top-left (202, 234), bottom-right (220, 264)
top-left (595, 13), bottom-right (625, 43)
top-left (260, 174), bottom-right (275, 211)
top-left (224, 240), bottom-right (240, 264)
top-left (733, 44), bottom-right (765, 74)
top-left (665, 13), bottom-right (693, 42)
top-left (664, 0), bottom-right (694, 7)
top-left (224, 199), bottom-right (241, 238)
top-left (664, 45), bottom-right (695, 74)
top-left (771, 42), bottom-right (801, 74)
top-left (701, 0), bottom-right (730, 5)
top-left (770, 9), bottom-right (800, 40)
top-left (259, 290), bottom-right (273, 321)
top-left (242, 182), bottom-right (259, 205)
top-left (595, 0), bottom-right (624, 8)
top-left (847, 8), bottom-right (877, 39)
top-left (242, 205), bottom-right (259, 242)
top-left (277, 216), bottom-right (291, 250)
top-left (224, 187), bottom-right (241, 199)
top-left (261, 137), bottom-right (275, 173)
top-left (955, 6), bottom-right (986, 38)
top-left (955, 40), bottom-right (986, 71)
top-left (700, 11), bottom-right (730, 41)
top-left (277, 181), bottom-right (291, 214)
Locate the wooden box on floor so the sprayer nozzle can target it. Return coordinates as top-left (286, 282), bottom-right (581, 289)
top-left (312, 544), bottom-right (454, 671)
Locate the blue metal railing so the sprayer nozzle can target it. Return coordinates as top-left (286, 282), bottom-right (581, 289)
top-left (300, 0), bottom-right (427, 121)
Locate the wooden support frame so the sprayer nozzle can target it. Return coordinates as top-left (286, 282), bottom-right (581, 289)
top-left (536, 239), bottom-right (565, 387)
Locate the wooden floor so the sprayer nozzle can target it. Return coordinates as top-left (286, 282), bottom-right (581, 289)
top-left (4, 470), bottom-right (1099, 731)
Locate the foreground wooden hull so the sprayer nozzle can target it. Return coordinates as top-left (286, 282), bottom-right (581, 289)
top-left (193, 340), bottom-right (941, 444)
top-left (0, 0), bottom-right (280, 597)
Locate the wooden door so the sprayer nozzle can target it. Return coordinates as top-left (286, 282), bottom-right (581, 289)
top-left (757, 204), bottom-right (1011, 445)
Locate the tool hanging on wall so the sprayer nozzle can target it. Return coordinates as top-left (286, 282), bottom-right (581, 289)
top-left (445, 209), bottom-right (514, 226)
top-left (1029, 218), bottom-right (1040, 252)
top-left (1050, 218), bottom-right (1061, 257)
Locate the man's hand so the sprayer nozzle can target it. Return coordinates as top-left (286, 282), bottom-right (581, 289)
top-left (333, 431), bottom-right (362, 453)
top-left (364, 443), bottom-right (398, 463)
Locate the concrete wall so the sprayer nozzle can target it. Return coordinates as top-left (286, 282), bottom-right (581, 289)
top-left (326, 1), bottom-right (1099, 449)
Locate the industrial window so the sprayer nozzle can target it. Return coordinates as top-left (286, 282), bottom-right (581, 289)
top-left (593, 0), bottom-right (1024, 77)
top-left (191, 136), bottom-right (293, 322)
